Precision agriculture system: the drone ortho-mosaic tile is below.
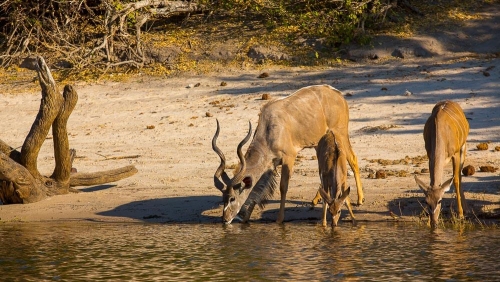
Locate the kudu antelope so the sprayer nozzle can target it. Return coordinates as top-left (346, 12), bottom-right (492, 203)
top-left (212, 85), bottom-right (364, 224)
top-left (414, 100), bottom-right (469, 227)
top-left (316, 130), bottom-right (355, 227)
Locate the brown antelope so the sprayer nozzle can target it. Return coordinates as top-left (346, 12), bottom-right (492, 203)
top-left (212, 85), bottom-right (364, 224)
top-left (316, 129), bottom-right (355, 227)
top-left (414, 100), bottom-right (469, 227)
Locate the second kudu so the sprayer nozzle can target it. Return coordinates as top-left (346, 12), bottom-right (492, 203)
top-left (414, 100), bottom-right (469, 227)
top-left (316, 129), bottom-right (356, 227)
top-left (212, 85), bottom-right (364, 224)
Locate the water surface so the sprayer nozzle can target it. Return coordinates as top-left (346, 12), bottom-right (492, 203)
top-left (1, 222), bottom-right (498, 281)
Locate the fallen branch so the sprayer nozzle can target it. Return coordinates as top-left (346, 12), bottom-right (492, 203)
top-left (96, 153), bottom-right (141, 160)
top-left (70, 165), bottom-right (138, 187)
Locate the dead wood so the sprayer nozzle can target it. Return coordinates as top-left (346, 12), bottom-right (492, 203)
top-left (87, 0), bottom-right (204, 69)
top-left (0, 56), bottom-right (138, 204)
top-left (1, 1), bottom-right (205, 70)
top-left (70, 165), bottom-right (138, 187)
top-left (0, 140), bottom-right (21, 162)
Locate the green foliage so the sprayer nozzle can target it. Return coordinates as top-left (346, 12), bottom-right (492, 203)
top-left (209, 0), bottom-right (387, 45)
top-left (0, 0), bottom-right (491, 71)
top-left (0, 0), bottom-right (383, 67)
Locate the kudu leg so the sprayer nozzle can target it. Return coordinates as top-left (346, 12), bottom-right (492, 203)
top-left (460, 143), bottom-right (469, 214)
top-left (344, 196), bottom-right (356, 221)
top-left (452, 147), bottom-right (467, 219)
top-left (311, 185), bottom-right (322, 207)
top-left (342, 137), bottom-right (364, 206)
top-left (320, 178), bottom-right (328, 227)
top-left (321, 201), bottom-right (328, 227)
top-left (277, 159), bottom-right (294, 224)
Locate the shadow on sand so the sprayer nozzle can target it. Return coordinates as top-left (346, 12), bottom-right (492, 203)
top-left (93, 174), bottom-right (498, 224)
top-left (96, 196), bottom-right (326, 224)
top-left (97, 195), bottom-right (223, 223)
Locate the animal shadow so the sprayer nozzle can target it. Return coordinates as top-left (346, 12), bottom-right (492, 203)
top-left (97, 195), bottom-right (223, 223)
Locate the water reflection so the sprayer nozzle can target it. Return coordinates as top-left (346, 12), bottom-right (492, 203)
top-left (0, 222), bottom-right (498, 281)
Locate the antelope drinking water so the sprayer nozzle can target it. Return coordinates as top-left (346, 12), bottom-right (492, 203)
top-left (414, 100), bottom-right (469, 227)
top-left (316, 129), bottom-right (355, 227)
top-left (212, 85), bottom-right (364, 224)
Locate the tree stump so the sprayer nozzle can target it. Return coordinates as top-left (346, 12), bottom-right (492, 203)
top-left (0, 56), bottom-right (138, 204)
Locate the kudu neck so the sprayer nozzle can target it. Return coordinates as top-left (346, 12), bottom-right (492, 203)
top-left (243, 139), bottom-right (275, 178)
top-left (429, 140), bottom-right (447, 188)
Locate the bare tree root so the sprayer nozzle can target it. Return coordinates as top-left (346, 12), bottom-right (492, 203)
top-left (0, 56), bottom-right (138, 204)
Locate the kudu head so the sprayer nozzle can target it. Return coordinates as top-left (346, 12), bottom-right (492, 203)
top-left (319, 186), bottom-right (350, 227)
top-left (414, 175), bottom-right (453, 228)
top-left (212, 119), bottom-right (253, 224)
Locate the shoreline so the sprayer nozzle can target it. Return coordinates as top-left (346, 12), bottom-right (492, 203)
top-left (1, 57), bottom-right (499, 225)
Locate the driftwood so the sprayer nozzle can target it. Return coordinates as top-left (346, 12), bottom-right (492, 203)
top-left (0, 56), bottom-right (137, 204)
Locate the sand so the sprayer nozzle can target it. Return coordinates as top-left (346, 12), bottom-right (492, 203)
top-left (0, 54), bottom-right (499, 225)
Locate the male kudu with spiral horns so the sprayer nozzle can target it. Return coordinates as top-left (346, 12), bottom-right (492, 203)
top-left (212, 85), bottom-right (364, 224)
top-left (414, 100), bottom-right (469, 228)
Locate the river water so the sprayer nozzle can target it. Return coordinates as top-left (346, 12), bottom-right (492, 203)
top-left (0, 222), bottom-right (498, 281)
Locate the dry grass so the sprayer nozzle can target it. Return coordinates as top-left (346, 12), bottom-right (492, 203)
top-left (383, 0), bottom-right (488, 37)
top-left (0, 0), bottom-right (491, 92)
top-left (411, 207), bottom-right (499, 230)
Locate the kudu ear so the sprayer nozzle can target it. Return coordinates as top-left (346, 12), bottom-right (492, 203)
top-left (441, 177), bottom-right (453, 193)
top-left (319, 188), bottom-right (333, 205)
top-left (334, 139), bottom-right (343, 152)
top-left (242, 176), bottom-right (253, 189)
top-left (339, 183), bottom-right (349, 197)
top-left (414, 175), bottom-right (430, 194)
top-left (340, 187), bottom-right (351, 200)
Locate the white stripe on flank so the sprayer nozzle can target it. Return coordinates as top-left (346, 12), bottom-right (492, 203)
top-left (442, 103), bottom-right (467, 143)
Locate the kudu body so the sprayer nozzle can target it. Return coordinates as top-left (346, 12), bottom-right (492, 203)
top-left (316, 130), bottom-right (355, 227)
top-left (414, 100), bottom-right (469, 227)
top-left (212, 85), bottom-right (364, 224)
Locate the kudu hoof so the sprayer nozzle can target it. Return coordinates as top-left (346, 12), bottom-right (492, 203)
top-left (355, 198), bottom-right (365, 206)
top-left (310, 199), bottom-right (322, 210)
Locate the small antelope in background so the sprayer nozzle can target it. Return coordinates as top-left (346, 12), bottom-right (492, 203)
top-left (414, 100), bottom-right (469, 227)
top-left (213, 85), bottom-right (364, 224)
top-left (316, 130), bottom-right (355, 227)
